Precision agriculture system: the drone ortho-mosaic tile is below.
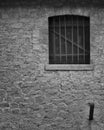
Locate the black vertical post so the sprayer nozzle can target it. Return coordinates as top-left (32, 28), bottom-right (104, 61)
top-left (89, 103), bottom-right (94, 120)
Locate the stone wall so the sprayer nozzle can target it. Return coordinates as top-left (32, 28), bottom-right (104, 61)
top-left (0, 5), bottom-right (104, 130)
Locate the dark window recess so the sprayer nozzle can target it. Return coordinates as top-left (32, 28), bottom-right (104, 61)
top-left (48, 15), bottom-right (90, 64)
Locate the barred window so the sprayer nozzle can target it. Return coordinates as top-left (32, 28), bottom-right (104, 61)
top-left (48, 15), bottom-right (90, 64)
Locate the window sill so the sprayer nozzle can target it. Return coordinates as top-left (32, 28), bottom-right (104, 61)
top-left (45, 64), bottom-right (94, 71)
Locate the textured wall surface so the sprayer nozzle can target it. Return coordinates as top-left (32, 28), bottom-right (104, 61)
top-left (0, 0), bottom-right (104, 7)
top-left (0, 5), bottom-right (104, 130)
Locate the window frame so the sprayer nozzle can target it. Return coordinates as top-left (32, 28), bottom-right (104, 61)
top-left (45, 14), bottom-right (94, 71)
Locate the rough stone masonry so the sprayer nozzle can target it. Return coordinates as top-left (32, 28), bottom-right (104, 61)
top-left (0, 1), bottom-right (104, 130)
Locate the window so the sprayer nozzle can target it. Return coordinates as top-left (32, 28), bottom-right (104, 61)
top-left (45, 15), bottom-right (93, 70)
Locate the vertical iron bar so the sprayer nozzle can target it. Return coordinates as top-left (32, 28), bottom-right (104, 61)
top-left (83, 18), bottom-right (85, 63)
top-left (64, 16), bottom-right (67, 63)
top-left (72, 16), bottom-right (73, 63)
top-left (53, 18), bottom-right (56, 63)
top-left (77, 16), bottom-right (79, 63)
top-left (88, 18), bottom-right (90, 64)
top-left (59, 16), bottom-right (61, 63)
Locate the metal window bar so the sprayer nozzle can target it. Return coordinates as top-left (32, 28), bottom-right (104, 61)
top-left (50, 30), bottom-right (89, 54)
top-left (49, 15), bottom-right (90, 64)
top-left (64, 16), bottom-right (67, 63)
top-left (77, 16), bottom-right (79, 63)
top-left (50, 54), bottom-right (89, 56)
top-left (53, 18), bottom-right (56, 64)
top-left (49, 18), bottom-right (51, 64)
top-left (88, 18), bottom-right (90, 64)
top-left (83, 18), bottom-right (85, 64)
top-left (86, 18), bottom-right (90, 64)
top-left (72, 16), bottom-right (73, 63)
top-left (59, 16), bottom-right (61, 63)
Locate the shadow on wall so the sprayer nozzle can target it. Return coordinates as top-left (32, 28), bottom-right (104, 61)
top-left (0, 0), bottom-right (104, 8)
